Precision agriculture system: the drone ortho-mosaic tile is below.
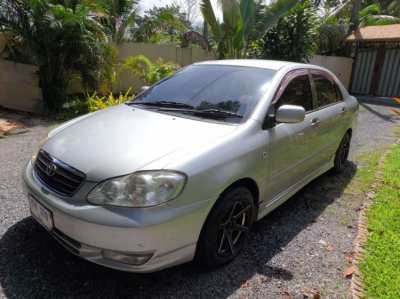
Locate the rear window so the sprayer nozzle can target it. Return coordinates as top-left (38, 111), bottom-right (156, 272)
top-left (312, 73), bottom-right (343, 108)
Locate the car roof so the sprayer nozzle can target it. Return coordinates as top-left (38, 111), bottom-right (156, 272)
top-left (193, 59), bottom-right (310, 71)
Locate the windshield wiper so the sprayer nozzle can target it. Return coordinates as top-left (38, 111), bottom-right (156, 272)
top-left (157, 107), bottom-right (243, 119)
top-left (128, 100), bottom-right (195, 109)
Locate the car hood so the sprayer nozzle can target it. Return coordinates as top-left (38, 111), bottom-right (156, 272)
top-left (43, 105), bottom-right (237, 181)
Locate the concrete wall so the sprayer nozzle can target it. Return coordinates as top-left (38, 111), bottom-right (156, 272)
top-left (114, 43), bottom-right (215, 92)
top-left (309, 55), bottom-right (354, 89)
top-left (118, 42), bottom-right (215, 65)
top-left (0, 59), bottom-right (43, 113)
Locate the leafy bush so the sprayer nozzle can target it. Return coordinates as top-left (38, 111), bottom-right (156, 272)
top-left (122, 55), bottom-right (180, 85)
top-left (147, 58), bottom-right (180, 84)
top-left (59, 89), bottom-right (133, 120)
top-left (87, 89), bottom-right (133, 112)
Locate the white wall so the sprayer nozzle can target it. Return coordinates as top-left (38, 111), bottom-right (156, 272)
top-left (309, 55), bottom-right (354, 89)
top-left (0, 59), bottom-right (43, 113)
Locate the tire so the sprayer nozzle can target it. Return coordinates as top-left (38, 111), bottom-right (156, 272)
top-left (195, 187), bottom-right (256, 268)
top-left (333, 132), bottom-right (351, 173)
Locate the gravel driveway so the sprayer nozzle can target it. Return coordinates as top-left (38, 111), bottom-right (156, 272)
top-left (0, 101), bottom-right (399, 299)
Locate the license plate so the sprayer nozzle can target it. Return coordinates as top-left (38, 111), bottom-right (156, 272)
top-left (29, 195), bottom-right (53, 231)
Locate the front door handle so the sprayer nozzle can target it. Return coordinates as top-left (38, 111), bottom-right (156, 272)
top-left (311, 118), bottom-right (320, 126)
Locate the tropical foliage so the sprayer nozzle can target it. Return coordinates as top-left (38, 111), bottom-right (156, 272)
top-left (97, 0), bottom-right (139, 44)
top-left (358, 3), bottom-right (400, 27)
top-left (0, 0), bottom-right (107, 111)
top-left (258, 0), bottom-right (319, 62)
top-left (60, 88), bottom-right (133, 119)
top-left (200, 0), bottom-right (299, 59)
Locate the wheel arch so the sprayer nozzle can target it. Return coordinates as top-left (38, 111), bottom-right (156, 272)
top-left (219, 177), bottom-right (260, 208)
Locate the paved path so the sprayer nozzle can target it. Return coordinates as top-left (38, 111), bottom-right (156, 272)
top-left (0, 102), bottom-right (399, 299)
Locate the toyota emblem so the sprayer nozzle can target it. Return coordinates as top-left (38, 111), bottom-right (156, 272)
top-left (45, 163), bottom-right (57, 176)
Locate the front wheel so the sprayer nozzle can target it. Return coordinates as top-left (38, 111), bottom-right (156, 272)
top-left (333, 132), bottom-right (351, 173)
top-left (195, 187), bottom-right (256, 268)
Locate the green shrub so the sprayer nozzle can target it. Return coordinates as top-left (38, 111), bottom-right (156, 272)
top-left (59, 89), bottom-right (133, 120)
top-left (147, 58), bottom-right (179, 84)
top-left (87, 89), bottom-right (133, 112)
top-left (122, 55), bottom-right (180, 86)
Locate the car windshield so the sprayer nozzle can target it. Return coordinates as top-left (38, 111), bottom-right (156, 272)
top-left (128, 64), bottom-right (276, 123)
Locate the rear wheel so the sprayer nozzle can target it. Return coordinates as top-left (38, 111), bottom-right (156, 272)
top-left (195, 187), bottom-right (256, 268)
top-left (333, 132), bottom-right (351, 173)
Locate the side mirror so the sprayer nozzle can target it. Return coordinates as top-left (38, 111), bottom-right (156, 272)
top-left (139, 85), bottom-right (150, 94)
top-left (275, 105), bottom-right (305, 124)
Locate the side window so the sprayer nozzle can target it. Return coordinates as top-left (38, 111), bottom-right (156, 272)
top-left (312, 73), bottom-right (342, 108)
top-left (277, 75), bottom-right (313, 111)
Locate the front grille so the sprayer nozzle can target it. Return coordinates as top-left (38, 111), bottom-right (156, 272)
top-left (34, 150), bottom-right (85, 196)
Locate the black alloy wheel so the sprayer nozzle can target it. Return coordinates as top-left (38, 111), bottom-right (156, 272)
top-left (195, 187), bottom-right (256, 267)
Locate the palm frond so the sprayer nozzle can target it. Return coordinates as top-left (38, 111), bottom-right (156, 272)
top-left (261, 0), bottom-right (298, 32)
top-left (200, 0), bottom-right (221, 40)
top-left (240, 0), bottom-right (255, 38)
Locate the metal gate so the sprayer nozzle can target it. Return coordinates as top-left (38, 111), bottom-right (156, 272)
top-left (351, 48), bottom-right (377, 95)
top-left (377, 48), bottom-right (400, 97)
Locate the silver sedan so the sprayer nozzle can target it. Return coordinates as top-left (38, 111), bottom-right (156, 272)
top-left (23, 60), bottom-right (358, 273)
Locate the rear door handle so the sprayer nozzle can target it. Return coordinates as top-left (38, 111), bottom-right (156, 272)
top-left (340, 106), bottom-right (347, 114)
top-left (311, 118), bottom-right (320, 126)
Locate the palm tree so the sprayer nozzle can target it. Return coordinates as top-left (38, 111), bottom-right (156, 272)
top-left (347, 0), bottom-right (361, 34)
top-left (98, 0), bottom-right (138, 44)
top-left (0, 0), bottom-right (107, 111)
top-left (200, 0), bottom-right (298, 59)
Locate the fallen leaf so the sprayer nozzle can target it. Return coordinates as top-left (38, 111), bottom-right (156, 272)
top-left (326, 244), bottom-right (334, 252)
top-left (302, 288), bottom-right (320, 299)
top-left (344, 266), bottom-right (356, 278)
top-left (281, 290), bottom-right (293, 299)
top-left (366, 191), bottom-right (375, 199)
top-left (312, 290), bottom-right (321, 299)
top-left (240, 280), bottom-right (251, 288)
top-left (345, 251), bottom-right (355, 264)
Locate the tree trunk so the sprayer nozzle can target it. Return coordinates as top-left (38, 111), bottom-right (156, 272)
top-left (348, 0), bottom-right (362, 35)
top-left (38, 65), bottom-right (67, 113)
top-left (203, 20), bottom-right (208, 41)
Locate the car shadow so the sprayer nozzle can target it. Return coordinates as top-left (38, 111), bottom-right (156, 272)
top-left (359, 102), bottom-right (398, 123)
top-left (0, 163), bottom-right (357, 299)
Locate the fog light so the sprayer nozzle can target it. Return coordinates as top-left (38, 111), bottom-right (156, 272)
top-left (102, 250), bottom-right (153, 265)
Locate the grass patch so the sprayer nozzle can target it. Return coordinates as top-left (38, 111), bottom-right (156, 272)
top-left (360, 144), bottom-right (400, 299)
top-left (348, 150), bottom-right (382, 194)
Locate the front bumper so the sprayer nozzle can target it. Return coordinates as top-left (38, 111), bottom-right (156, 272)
top-left (23, 161), bottom-right (214, 273)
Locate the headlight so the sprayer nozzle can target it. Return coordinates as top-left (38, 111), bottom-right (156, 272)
top-left (87, 171), bottom-right (187, 207)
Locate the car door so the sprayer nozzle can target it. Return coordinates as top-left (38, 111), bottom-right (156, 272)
top-left (266, 70), bottom-right (322, 199)
top-left (309, 70), bottom-right (350, 166)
